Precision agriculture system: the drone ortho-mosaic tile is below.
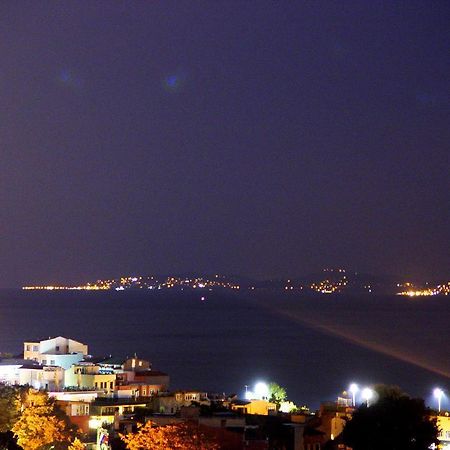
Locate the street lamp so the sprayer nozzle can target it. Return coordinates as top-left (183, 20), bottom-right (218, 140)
top-left (254, 382), bottom-right (269, 400)
top-left (349, 383), bottom-right (359, 407)
top-left (362, 387), bottom-right (374, 406)
top-left (434, 388), bottom-right (444, 413)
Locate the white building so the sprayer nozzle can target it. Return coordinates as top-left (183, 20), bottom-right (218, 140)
top-left (23, 336), bottom-right (88, 369)
top-left (19, 364), bottom-right (64, 391)
top-left (0, 359), bottom-right (23, 385)
top-left (0, 359), bottom-right (64, 390)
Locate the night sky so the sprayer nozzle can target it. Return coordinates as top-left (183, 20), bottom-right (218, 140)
top-left (1, 2), bottom-right (449, 288)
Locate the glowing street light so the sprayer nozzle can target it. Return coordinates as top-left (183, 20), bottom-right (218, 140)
top-left (349, 383), bottom-right (359, 407)
top-left (362, 387), bottom-right (374, 406)
top-left (254, 382), bottom-right (269, 400)
top-left (434, 388), bottom-right (444, 413)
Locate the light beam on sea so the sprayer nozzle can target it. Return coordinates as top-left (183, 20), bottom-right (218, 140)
top-left (260, 302), bottom-right (450, 379)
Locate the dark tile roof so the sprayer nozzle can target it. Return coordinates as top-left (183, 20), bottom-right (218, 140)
top-left (82, 355), bottom-right (111, 364)
top-left (231, 400), bottom-right (251, 406)
top-left (99, 356), bottom-right (126, 366)
top-left (135, 370), bottom-right (168, 377)
top-left (19, 364), bottom-right (45, 370)
top-left (93, 398), bottom-right (149, 407)
top-left (0, 358), bottom-right (32, 366)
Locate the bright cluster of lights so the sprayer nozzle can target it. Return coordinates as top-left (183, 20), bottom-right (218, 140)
top-left (397, 282), bottom-right (450, 297)
top-left (310, 276), bottom-right (348, 294)
top-left (348, 383), bottom-right (447, 412)
top-left (347, 383), bottom-right (376, 407)
top-left (23, 274), bottom-right (241, 292)
top-left (159, 275), bottom-right (240, 290)
top-left (399, 289), bottom-right (438, 297)
top-left (22, 285), bottom-right (108, 291)
top-left (438, 283), bottom-right (450, 295)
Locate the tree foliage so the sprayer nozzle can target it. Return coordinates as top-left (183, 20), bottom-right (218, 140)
top-left (12, 389), bottom-right (74, 450)
top-left (0, 384), bottom-right (22, 432)
top-left (120, 421), bottom-right (219, 450)
top-left (279, 400), bottom-right (298, 413)
top-left (268, 382), bottom-right (287, 407)
top-left (343, 385), bottom-right (438, 450)
top-left (68, 437), bottom-right (85, 449)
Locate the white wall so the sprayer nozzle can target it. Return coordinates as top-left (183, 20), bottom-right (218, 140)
top-left (48, 391), bottom-right (98, 402)
top-left (39, 337), bottom-right (88, 356)
top-left (0, 365), bottom-right (21, 385)
top-left (19, 367), bottom-right (64, 391)
top-left (39, 353), bottom-right (84, 370)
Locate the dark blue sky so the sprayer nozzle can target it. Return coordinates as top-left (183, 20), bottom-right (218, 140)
top-left (1, 1), bottom-right (449, 287)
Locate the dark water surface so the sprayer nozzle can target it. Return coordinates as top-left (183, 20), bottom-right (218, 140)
top-left (0, 289), bottom-right (449, 409)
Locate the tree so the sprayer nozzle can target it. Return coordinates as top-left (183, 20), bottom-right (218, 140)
top-left (12, 389), bottom-right (74, 450)
top-left (68, 438), bottom-right (85, 450)
top-left (279, 400), bottom-right (298, 413)
top-left (268, 382), bottom-right (287, 407)
top-left (0, 384), bottom-right (22, 432)
top-left (343, 385), bottom-right (438, 450)
top-left (120, 421), bottom-right (219, 450)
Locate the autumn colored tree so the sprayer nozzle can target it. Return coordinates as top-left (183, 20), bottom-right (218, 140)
top-left (121, 421), bottom-right (219, 450)
top-left (68, 437), bottom-right (85, 449)
top-left (12, 389), bottom-right (74, 450)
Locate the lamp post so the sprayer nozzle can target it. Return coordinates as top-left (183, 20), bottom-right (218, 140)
top-left (434, 388), bottom-right (444, 413)
top-left (362, 387), bottom-right (373, 406)
top-left (349, 383), bottom-right (359, 407)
